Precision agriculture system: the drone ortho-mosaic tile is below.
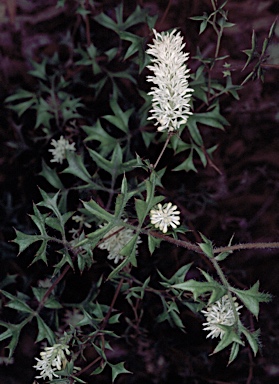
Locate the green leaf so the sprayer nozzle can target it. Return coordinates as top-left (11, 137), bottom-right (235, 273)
top-left (158, 263), bottom-right (192, 285)
top-left (94, 11), bottom-right (118, 32)
top-left (156, 300), bottom-right (185, 330)
top-left (28, 59), bottom-right (48, 81)
top-left (187, 115), bottom-right (203, 146)
top-left (169, 306), bottom-right (185, 330)
top-left (108, 361), bottom-right (131, 383)
top-left (39, 160), bottom-right (64, 189)
top-left (31, 202), bottom-right (49, 233)
top-left (103, 98), bottom-right (134, 133)
top-left (231, 281), bottom-right (272, 319)
top-left (5, 89), bottom-right (35, 103)
top-left (147, 234), bottom-right (162, 254)
top-left (60, 96), bottom-right (82, 123)
top-left (198, 233), bottom-right (214, 258)
top-left (215, 235), bottom-right (234, 261)
top-left (228, 342), bottom-right (240, 365)
top-left (32, 287), bottom-right (62, 309)
top-left (242, 30), bottom-right (257, 71)
top-left (13, 229), bottom-right (42, 254)
top-left (82, 199), bottom-right (114, 223)
top-left (240, 324), bottom-right (260, 356)
top-left (191, 105), bottom-right (229, 130)
top-left (53, 248), bottom-right (74, 274)
top-left (119, 31), bottom-right (149, 72)
top-left (36, 316), bottom-right (56, 344)
top-left (120, 31), bottom-right (144, 59)
top-left (88, 145), bottom-right (122, 175)
top-left (35, 98), bottom-right (53, 129)
top-left (31, 240), bottom-right (48, 265)
top-left (135, 198), bottom-right (147, 224)
top-left (119, 233), bottom-right (140, 265)
top-left (122, 5), bottom-right (149, 30)
top-left (0, 320), bottom-right (30, 358)
top-left (199, 20), bottom-right (208, 34)
top-left (88, 144), bottom-right (137, 177)
top-left (1, 290), bottom-right (33, 314)
top-left (62, 151), bottom-right (93, 184)
top-left (95, 3), bottom-right (149, 34)
top-left (212, 325), bottom-right (244, 355)
top-left (172, 278), bottom-right (226, 304)
top-left (173, 149), bottom-right (198, 172)
top-left (7, 98), bottom-right (37, 117)
top-left (82, 119), bottom-right (117, 156)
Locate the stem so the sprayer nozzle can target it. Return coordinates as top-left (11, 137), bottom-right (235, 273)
top-left (37, 242), bottom-right (79, 312)
top-left (105, 174), bottom-right (116, 211)
top-left (84, 0), bottom-right (91, 47)
top-left (153, 133), bottom-right (172, 169)
top-left (214, 241), bottom-right (279, 254)
top-left (74, 356), bottom-right (102, 378)
top-left (100, 277), bottom-right (124, 330)
top-left (143, 229), bottom-right (279, 255)
top-left (37, 264), bottom-right (71, 312)
top-left (114, 222), bottom-right (279, 256)
top-left (157, 0), bottom-right (172, 30)
top-left (210, 257), bottom-right (240, 325)
top-left (214, 26), bottom-right (223, 59)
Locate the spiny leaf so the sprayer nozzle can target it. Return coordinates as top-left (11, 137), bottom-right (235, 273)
top-left (172, 278), bottom-right (226, 304)
top-left (109, 361), bottom-right (131, 382)
top-left (231, 281), bottom-right (272, 319)
top-left (212, 325), bottom-right (244, 355)
top-left (36, 316), bottom-right (56, 344)
top-left (13, 229), bottom-right (43, 254)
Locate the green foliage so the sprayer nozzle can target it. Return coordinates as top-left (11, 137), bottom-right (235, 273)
top-left (231, 281), bottom-right (272, 319)
top-left (242, 20), bottom-right (277, 83)
top-left (1, 0), bottom-right (275, 381)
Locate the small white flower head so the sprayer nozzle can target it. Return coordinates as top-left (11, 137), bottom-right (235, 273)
top-left (201, 295), bottom-right (243, 339)
top-left (98, 220), bottom-right (142, 264)
top-left (34, 343), bottom-right (70, 381)
top-left (49, 135), bottom-right (76, 164)
top-left (146, 29), bottom-right (193, 132)
top-left (150, 202), bottom-right (180, 233)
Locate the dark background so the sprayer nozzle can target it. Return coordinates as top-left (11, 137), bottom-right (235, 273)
top-left (0, 0), bottom-right (279, 383)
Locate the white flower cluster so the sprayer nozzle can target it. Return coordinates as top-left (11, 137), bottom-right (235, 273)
top-left (201, 295), bottom-right (243, 339)
top-left (150, 202), bottom-right (180, 233)
top-left (98, 221), bottom-right (141, 264)
top-left (49, 136), bottom-right (76, 164)
top-left (33, 343), bottom-right (70, 381)
top-left (146, 29), bottom-right (193, 132)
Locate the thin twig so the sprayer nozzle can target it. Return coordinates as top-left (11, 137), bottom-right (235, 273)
top-left (157, 0), bottom-right (172, 30)
top-left (153, 133), bottom-right (172, 169)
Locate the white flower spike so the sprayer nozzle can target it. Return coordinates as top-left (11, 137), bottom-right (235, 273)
top-left (98, 221), bottom-right (142, 264)
top-left (34, 343), bottom-right (70, 381)
top-left (150, 202), bottom-right (180, 233)
top-left (146, 29), bottom-right (193, 132)
top-left (201, 295), bottom-right (243, 339)
top-left (49, 135), bottom-right (76, 164)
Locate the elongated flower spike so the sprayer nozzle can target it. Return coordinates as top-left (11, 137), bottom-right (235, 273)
top-left (34, 343), bottom-right (70, 381)
top-left (146, 29), bottom-right (193, 133)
